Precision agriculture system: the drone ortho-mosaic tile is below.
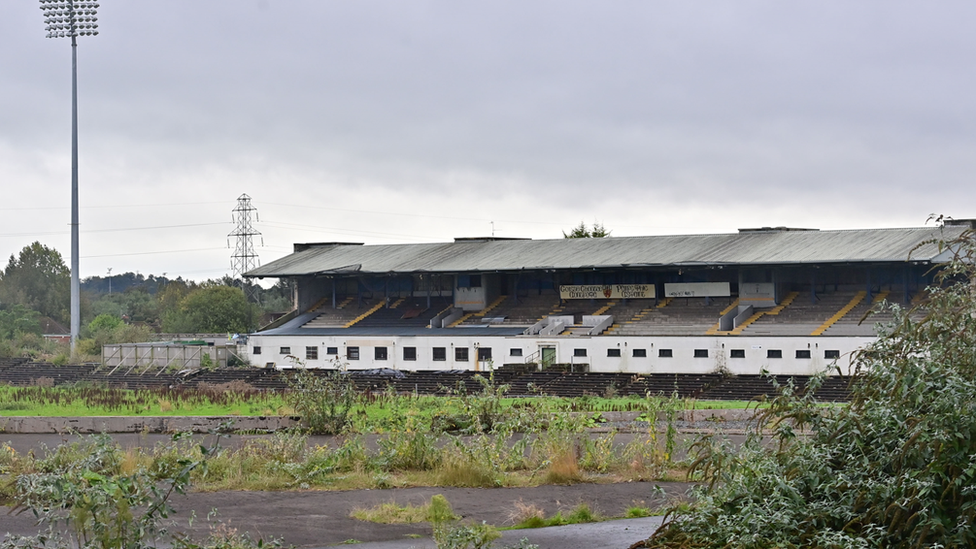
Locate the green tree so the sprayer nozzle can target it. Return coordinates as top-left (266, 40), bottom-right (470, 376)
top-left (642, 226), bottom-right (976, 548)
top-left (0, 304), bottom-right (42, 339)
top-left (162, 285), bottom-right (255, 333)
top-left (0, 242), bottom-right (70, 323)
top-left (77, 313), bottom-right (154, 357)
top-left (89, 287), bottom-right (159, 325)
top-left (562, 222), bottom-right (610, 238)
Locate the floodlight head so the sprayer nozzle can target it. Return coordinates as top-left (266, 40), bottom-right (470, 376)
top-left (40, 0), bottom-right (98, 39)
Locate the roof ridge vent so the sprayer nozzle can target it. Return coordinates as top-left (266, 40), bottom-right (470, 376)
top-left (453, 236), bottom-right (532, 243)
top-left (738, 227), bottom-right (819, 233)
top-left (294, 242), bottom-right (364, 252)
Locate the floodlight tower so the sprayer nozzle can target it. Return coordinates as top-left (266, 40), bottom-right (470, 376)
top-left (40, 0), bottom-right (99, 352)
top-left (228, 194), bottom-right (262, 289)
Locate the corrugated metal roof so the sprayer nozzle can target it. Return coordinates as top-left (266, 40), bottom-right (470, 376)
top-left (245, 226), bottom-right (966, 277)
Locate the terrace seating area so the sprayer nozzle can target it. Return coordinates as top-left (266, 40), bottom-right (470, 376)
top-left (697, 374), bottom-right (852, 402)
top-left (353, 297), bottom-right (454, 328)
top-left (618, 373), bottom-right (724, 399)
top-left (610, 297), bottom-right (735, 336)
top-left (0, 362), bottom-right (854, 402)
top-left (738, 289), bottom-right (911, 337)
top-left (300, 297), bottom-right (383, 329)
top-left (458, 294), bottom-right (563, 326)
top-left (0, 359), bottom-right (97, 386)
top-left (291, 287), bottom-right (926, 337)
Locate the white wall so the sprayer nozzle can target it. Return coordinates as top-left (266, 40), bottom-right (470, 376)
top-left (247, 333), bottom-right (869, 376)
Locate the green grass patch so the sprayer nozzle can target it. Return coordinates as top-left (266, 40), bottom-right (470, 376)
top-left (509, 503), bottom-right (602, 529)
top-left (0, 385), bottom-right (289, 417)
top-left (0, 383), bottom-right (762, 419)
top-left (350, 498), bottom-right (457, 524)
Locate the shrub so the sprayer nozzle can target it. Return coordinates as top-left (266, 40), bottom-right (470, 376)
top-left (285, 363), bottom-right (358, 435)
top-left (642, 225), bottom-right (976, 548)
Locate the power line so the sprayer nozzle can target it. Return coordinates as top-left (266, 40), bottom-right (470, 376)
top-left (0, 222), bottom-right (229, 239)
top-left (0, 201), bottom-right (227, 212)
top-left (82, 247), bottom-right (226, 259)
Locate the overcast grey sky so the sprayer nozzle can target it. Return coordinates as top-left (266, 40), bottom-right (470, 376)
top-left (2, 1), bottom-right (974, 281)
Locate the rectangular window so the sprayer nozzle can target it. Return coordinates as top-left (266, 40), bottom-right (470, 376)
top-left (824, 350), bottom-right (841, 359)
top-left (279, 346), bottom-right (291, 355)
top-left (607, 348), bottom-right (621, 357)
top-left (659, 349), bottom-right (673, 358)
top-left (375, 347), bottom-right (388, 360)
top-left (326, 346), bottom-right (338, 355)
top-left (574, 348), bottom-right (587, 357)
top-left (305, 346), bottom-right (318, 360)
top-left (455, 347), bottom-right (469, 361)
top-left (477, 347), bottom-right (492, 360)
top-left (730, 349), bottom-right (745, 358)
top-left (403, 347), bottom-right (417, 361)
top-left (694, 349), bottom-right (708, 358)
top-left (433, 347), bottom-right (447, 361)
top-left (632, 348), bottom-right (647, 358)
top-left (767, 349), bottom-right (783, 359)
top-left (252, 346), bottom-right (262, 355)
top-left (509, 348), bottom-right (523, 357)
top-left (457, 274), bottom-right (483, 288)
top-left (347, 346), bottom-right (359, 360)
top-left (796, 350), bottom-right (812, 359)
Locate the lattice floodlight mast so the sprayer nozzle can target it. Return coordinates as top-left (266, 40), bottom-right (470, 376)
top-left (41, 0), bottom-right (99, 353)
top-left (228, 194), bottom-right (263, 285)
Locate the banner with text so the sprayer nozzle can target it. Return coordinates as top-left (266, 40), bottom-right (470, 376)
top-left (664, 282), bottom-right (731, 298)
top-left (559, 284), bottom-right (655, 300)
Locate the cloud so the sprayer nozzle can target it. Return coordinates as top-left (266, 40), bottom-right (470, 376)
top-left (2, 1), bottom-right (974, 279)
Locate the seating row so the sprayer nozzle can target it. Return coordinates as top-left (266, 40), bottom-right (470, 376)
top-left (0, 363), bottom-right (851, 401)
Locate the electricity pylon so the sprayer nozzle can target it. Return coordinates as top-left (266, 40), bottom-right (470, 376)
top-left (228, 194), bottom-right (262, 296)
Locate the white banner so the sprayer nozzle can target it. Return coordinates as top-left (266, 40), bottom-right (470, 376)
top-left (559, 284), bottom-right (655, 300)
top-left (664, 282), bottom-right (731, 298)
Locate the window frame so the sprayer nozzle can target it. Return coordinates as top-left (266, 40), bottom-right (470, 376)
top-left (433, 347), bottom-right (447, 361)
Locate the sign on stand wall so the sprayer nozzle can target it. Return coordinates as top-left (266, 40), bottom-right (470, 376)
top-left (664, 282), bottom-right (731, 298)
top-left (559, 284), bottom-right (655, 300)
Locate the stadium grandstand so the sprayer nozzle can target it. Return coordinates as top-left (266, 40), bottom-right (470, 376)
top-left (243, 221), bottom-right (973, 377)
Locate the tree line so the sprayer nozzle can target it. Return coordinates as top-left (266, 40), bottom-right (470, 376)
top-left (0, 241), bottom-right (292, 360)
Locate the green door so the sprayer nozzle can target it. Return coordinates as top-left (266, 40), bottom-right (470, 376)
top-left (541, 347), bottom-right (556, 369)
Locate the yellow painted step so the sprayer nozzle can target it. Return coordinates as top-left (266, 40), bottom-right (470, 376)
top-left (305, 297), bottom-right (329, 314)
top-left (706, 298), bottom-right (741, 335)
top-left (765, 291), bottom-right (800, 315)
top-left (593, 300), bottom-right (618, 315)
top-left (343, 301), bottom-right (386, 328)
top-left (811, 291), bottom-right (867, 336)
top-left (475, 295), bottom-right (508, 317)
